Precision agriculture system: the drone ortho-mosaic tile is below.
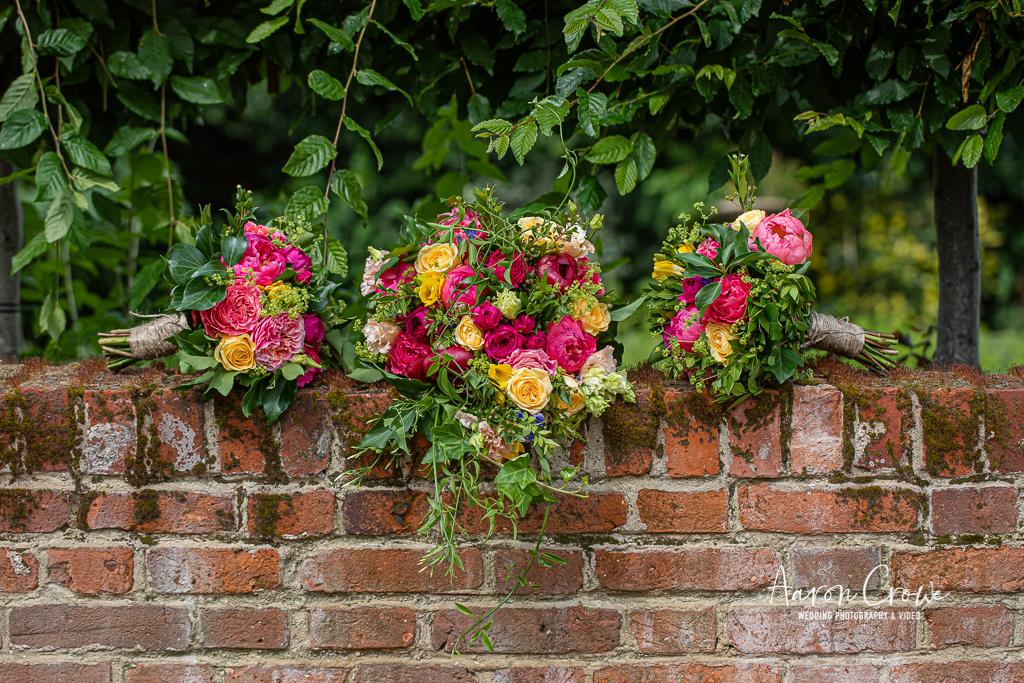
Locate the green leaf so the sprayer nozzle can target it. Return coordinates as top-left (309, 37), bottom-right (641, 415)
top-left (371, 19), bottom-right (417, 60)
top-left (577, 89), bottom-right (606, 137)
top-left (209, 370), bottom-right (238, 397)
top-left (39, 290), bottom-right (66, 340)
top-left (167, 243), bottom-right (206, 283)
top-left (221, 234), bottom-right (248, 266)
top-left (104, 126), bottom-right (157, 156)
top-left (12, 232), bottom-right (48, 274)
top-left (281, 134), bottom-right (336, 177)
top-left (0, 109), bottom-right (46, 150)
top-left (325, 237), bottom-right (348, 277)
top-left (984, 112), bottom-right (1005, 164)
top-left (695, 280), bottom-right (722, 314)
top-left (510, 120), bottom-right (538, 164)
top-left (614, 157), bottom-right (637, 193)
top-left (260, 0), bottom-right (294, 15)
top-left (44, 193), bottom-right (74, 242)
top-left (631, 132), bottom-right (655, 180)
top-left (454, 603), bottom-right (475, 617)
top-left (585, 135), bottom-right (632, 164)
top-left (954, 134), bottom-right (984, 168)
top-left (330, 169), bottom-right (368, 221)
top-left (343, 117), bottom-right (383, 170)
top-left (355, 69), bottom-right (412, 106)
top-left (995, 86), bottom-right (1024, 114)
top-left (34, 151), bottom-right (67, 201)
top-left (129, 260), bottom-right (166, 309)
top-left (246, 16), bottom-right (289, 43)
top-left (285, 185), bottom-right (329, 220)
top-left (170, 76), bottom-right (225, 105)
top-left (348, 366), bottom-right (384, 383)
top-left (308, 70), bottom-right (345, 101)
top-left (139, 29), bottom-right (173, 86)
top-left (610, 295), bottom-right (645, 322)
top-left (179, 278), bottom-right (227, 311)
top-left (107, 51), bottom-right (149, 80)
top-left (945, 104), bottom-right (988, 131)
top-left (37, 28), bottom-right (88, 58)
top-left (62, 130), bottom-right (113, 176)
top-left (0, 74), bottom-right (38, 123)
top-left (857, 79), bottom-right (911, 106)
top-left (308, 18), bottom-right (355, 51)
top-left (495, 0), bottom-right (527, 36)
top-left (71, 168), bottom-right (119, 192)
top-left (281, 363), bottom-right (305, 381)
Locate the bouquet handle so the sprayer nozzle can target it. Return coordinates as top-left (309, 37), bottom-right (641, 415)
top-left (804, 312), bottom-right (898, 372)
top-left (98, 313), bottom-right (189, 368)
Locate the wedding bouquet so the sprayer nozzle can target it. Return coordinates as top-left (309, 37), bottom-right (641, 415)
top-left (99, 188), bottom-right (347, 421)
top-left (647, 155), bottom-right (896, 402)
top-left (352, 190), bottom-right (634, 572)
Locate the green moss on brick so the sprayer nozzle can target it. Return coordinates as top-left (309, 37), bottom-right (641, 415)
top-left (0, 489), bottom-right (40, 531)
top-left (132, 489), bottom-right (162, 527)
top-left (251, 493), bottom-right (291, 539)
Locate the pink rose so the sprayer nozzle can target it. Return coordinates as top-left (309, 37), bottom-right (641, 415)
top-left (302, 313), bottom-right (325, 349)
top-left (523, 331), bottom-right (546, 350)
top-left (472, 302), bottom-right (502, 330)
top-left (513, 315), bottom-right (536, 334)
top-left (199, 283), bottom-right (262, 337)
top-left (705, 273), bottom-right (750, 325)
top-left (377, 262), bottom-right (415, 292)
top-left (297, 346), bottom-right (322, 388)
top-left (663, 306), bottom-right (704, 352)
top-left (679, 276), bottom-right (709, 306)
top-left (536, 253), bottom-right (578, 292)
top-left (696, 238), bottom-right (720, 261)
top-left (283, 246), bottom-right (312, 284)
top-left (386, 332), bottom-right (431, 380)
top-left (506, 348), bottom-right (558, 376)
top-left (486, 250), bottom-right (528, 288)
top-left (234, 233), bottom-right (287, 286)
top-left (425, 344), bottom-right (474, 375)
top-left (441, 265), bottom-right (478, 308)
top-left (404, 306), bottom-right (430, 341)
top-left (483, 324), bottom-right (523, 362)
top-left (749, 209), bottom-right (813, 265)
top-left (252, 313), bottom-right (305, 370)
top-left (544, 316), bottom-right (597, 373)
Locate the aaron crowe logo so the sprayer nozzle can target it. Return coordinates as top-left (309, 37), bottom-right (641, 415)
top-left (768, 563), bottom-right (946, 609)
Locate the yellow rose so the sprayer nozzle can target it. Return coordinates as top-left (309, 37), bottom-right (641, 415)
top-left (455, 315), bottom-right (484, 350)
top-left (505, 367), bottom-right (553, 413)
top-left (555, 378), bottom-right (586, 416)
top-left (732, 209), bottom-right (766, 232)
top-left (652, 259), bottom-right (685, 281)
top-left (705, 323), bottom-right (736, 364)
top-left (488, 363), bottom-right (513, 389)
top-left (415, 242), bottom-right (459, 274)
top-left (518, 216), bottom-right (556, 249)
top-left (572, 300), bottom-right (611, 335)
top-left (213, 334), bottom-right (257, 372)
top-left (417, 271), bottom-right (444, 306)
top-left (517, 216), bottom-right (544, 230)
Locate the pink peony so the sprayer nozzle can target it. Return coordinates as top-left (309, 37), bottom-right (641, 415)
top-left (404, 306), bottom-right (430, 341)
top-left (297, 346), bottom-right (322, 388)
top-left (523, 331), bottom-right (546, 350)
top-left (679, 276), bottom-right (709, 306)
top-left (199, 283), bottom-right (262, 337)
top-left (283, 246), bottom-right (312, 284)
top-left (513, 315), bottom-right (536, 334)
top-left (252, 313), bottom-right (305, 370)
top-left (471, 302), bottom-right (502, 330)
top-left (302, 313), bottom-right (326, 349)
top-left (696, 238), bottom-right (720, 261)
top-left (536, 253), bottom-right (579, 292)
top-left (663, 306), bottom-right (704, 352)
top-left (234, 233), bottom-right (287, 286)
top-left (441, 265), bottom-right (479, 308)
top-left (483, 324), bottom-right (523, 362)
top-left (425, 344), bottom-right (474, 375)
top-left (486, 250), bottom-right (528, 288)
top-left (749, 209), bottom-right (813, 265)
top-left (705, 274), bottom-right (751, 324)
top-left (377, 262), bottom-right (415, 292)
top-left (506, 348), bottom-right (558, 376)
top-left (386, 332), bottom-right (432, 380)
top-left (545, 316), bottom-right (597, 374)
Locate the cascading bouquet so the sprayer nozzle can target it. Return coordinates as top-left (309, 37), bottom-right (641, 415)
top-left (647, 155), bottom-right (897, 402)
top-left (351, 189), bottom-right (634, 591)
top-left (99, 188), bottom-right (348, 421)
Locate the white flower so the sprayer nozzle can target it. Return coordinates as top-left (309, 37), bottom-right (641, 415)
top-left (363, 319), bottom-right (401, 354)
top-left (580, 346), bottom-right (616, 376)
top-left (360, 255), bottom-right (387, 296)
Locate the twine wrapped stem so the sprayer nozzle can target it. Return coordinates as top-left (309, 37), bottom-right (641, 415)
top-left (98, 313), bottom-right (189, 369)
top-left (804, 312), bottom-right (899, 372)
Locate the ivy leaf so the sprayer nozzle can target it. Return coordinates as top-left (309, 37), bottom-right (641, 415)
top-left (44, 192), bottom-right (74, 242)
top-left (585, 135), bottom-right (632, 164)
top-left (343, 117), bottom-right (383, 169)
top-left (107, 51), bottom-right (149, 80)
top-left (510, 120), bottom-right (538, 164)
top-left (282, 134), bottom-right (336, 177)
top-left (246, 16), bottom-right (289, 43)
top-left (170, 76), bottom-right (225, 105)
top-left (0, 109), bottom-right (46, 150)
top-left (945, 104), bottom-right (988, 131)
top-left (495, 0), bottom-right (527, 36)
top-left (330, 169), bottom-right (368, 222)
top-left (139, 29), bottom-right (173, 86)
top-left (0, 74), bottom-right (38, 123)
top-left (166, 243), bottom-right (207, 284)
top-left (995, 85), bottom-right (1024, 114)
top-left (308, 18), bottom-right (355, 51)
top-left (307, 69), bottom-right (345, 100)
top-left (179, 278), bottom-right (227, 311)
top-left (129, 260), bottom-right (166, 309)
top-left (355, 69), bottom-right (412, 106)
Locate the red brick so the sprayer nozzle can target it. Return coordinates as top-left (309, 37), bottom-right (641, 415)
top-left (0, 489), bottom-right (72, 532)
top-left (738, 483), bottom-right (920, 533)
top-left (728, 394), bottom-right (783, 477)
top-left (848, 386), bottom-right (910, 470)
top-left (309, 606), bottom-right (416, 649)
top-left (0, 663), bottom-right (112, 683)
top-left (596, 547), bottom-right (780, 591)
top-left (925, 605), bottom-right (1012, 647)
top-left (493, 548), bottom-right (584, 595)
top-left (891, 547), bottom-right (1024, 592)
top-left (662, 388), bottom-right (721, 477)
top-left (789, 664), bottom-right (880, 683)
top-left (246, 490), bottom-right (335, 538)
top-left (637, 488), bottom-right (728, 533)
top-left (985, 387), bottom-right (1024, 472)
top-left (521, 493), bottom-right (628, 533)
top-left (300, 547), bottom-right (483, 593)
top-left (13, 384), bottom-right (76, 471)
top-left (351, 665), bottom-right (474, 683)
top-left (85, 491), bottom-right (236, 533)
top-left (47, 547), bottom-right (133, 594)
top-left (216, 395), bottom-right (276, 475)
top-left (790, 385), bottom-right (844, 475)
top-left (629, 607), bottom-right (716, 653)
top-left (790, 547), bottom-right (882, 590)
top-left (593, 663), bottom-right (781, 683)
top-left (432, 606), bottom-right (620, 653)
top-left (82, 388), bottom-right (135, 475)
top-left (147, 547), bottom-right (280, 594)
top-left (279, 389), bottom-right (334, 476)
top-left (726, 606), bottom-right (916, 653)
top-left (201, 607), bottom-right (288, 649)
top-left (227, 667), bottom-right (350, 683)
top-left (333, 389), bottom-right (394, 456)
top-left (9, 604), bottom-right (190, 649)
top-left (493, 669), bottom-right (584, 683)
top-left (341, 489), bottom-right (428, 534)
top-left (602, 388), bottom-right (657, 476)
top-left (125, 663), bottom-right (214, 683)
top-left (931, 485), bottom-right (1017, 535)
top-left (145, 388), bottom-right (206, 472)
top-left (0, 547), bottom-right (39, 592)
top-left (920, 387), bottom-right (982, 476)
top-left (890, 662), bottom-right (1024, 683)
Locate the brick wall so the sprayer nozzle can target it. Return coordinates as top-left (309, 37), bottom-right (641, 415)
top-left (0, 361), bottom-right (1023, 683)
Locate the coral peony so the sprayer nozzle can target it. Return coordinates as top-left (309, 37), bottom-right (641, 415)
top-left (377, 262), bottom-right (416, 292)
top-left (749, 209), bottom-right (813, 265)
top-left (283, 246), bottom-right (312, 284)
top-left (234, 233), bottom-right (287, 286)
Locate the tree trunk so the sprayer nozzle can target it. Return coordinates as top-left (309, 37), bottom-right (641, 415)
top-left (0, 160), bottom-right (22, 360)
top-left (932, 150), bottom-right (980, 367)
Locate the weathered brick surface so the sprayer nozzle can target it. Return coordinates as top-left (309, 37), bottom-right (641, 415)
top-left (2, 370), bottom-right (1024, 678)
